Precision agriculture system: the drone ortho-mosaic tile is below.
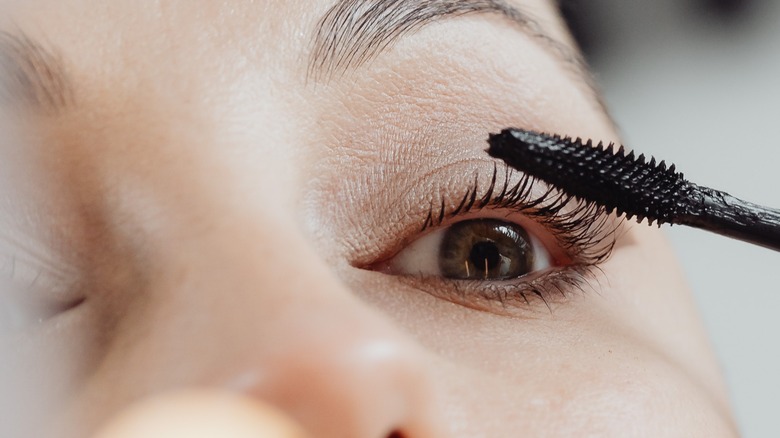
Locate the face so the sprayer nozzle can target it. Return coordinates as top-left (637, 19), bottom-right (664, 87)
top-left (0, 0), bottom-right (737, 436)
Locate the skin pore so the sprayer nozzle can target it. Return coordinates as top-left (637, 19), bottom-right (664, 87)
top-left (0, 0), bottom-right (737, 436)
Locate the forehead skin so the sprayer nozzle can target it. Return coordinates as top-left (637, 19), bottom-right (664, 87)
top-left (1, 0), bottom-right (736, 437)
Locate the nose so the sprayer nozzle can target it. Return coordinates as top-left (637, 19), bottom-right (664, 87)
top-left (102, 214), bottom-right (448, 438)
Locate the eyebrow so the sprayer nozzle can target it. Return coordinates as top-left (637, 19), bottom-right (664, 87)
top-left (0, 31), bottom-right (73, 113)
top-left (309, 0), bottom-right (592, 84)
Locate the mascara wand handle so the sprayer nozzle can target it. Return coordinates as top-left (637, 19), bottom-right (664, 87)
top-left (679, 185), bottom-right (780, 252)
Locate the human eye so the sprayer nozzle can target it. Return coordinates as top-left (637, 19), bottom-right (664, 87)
top-left (0, 160), bottom-right (84, 333)
top-left (369, 163), bottom-right (621, 311)
top-left (0, 240), bottom-right (82, 333)
top-left (388, 218), bottom-right (552, 281)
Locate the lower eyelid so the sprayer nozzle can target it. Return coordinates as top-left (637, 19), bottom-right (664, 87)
top-left (387, 263), bottom-right (596, 316)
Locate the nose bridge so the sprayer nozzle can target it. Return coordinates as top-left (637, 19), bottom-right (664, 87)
top-left (121, 217), bottom-right (446, 438)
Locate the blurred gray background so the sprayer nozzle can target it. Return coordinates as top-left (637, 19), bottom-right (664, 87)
top-left (562, 0), bottom-right (780, 436)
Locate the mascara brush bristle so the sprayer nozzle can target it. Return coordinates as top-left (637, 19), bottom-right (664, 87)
top-left (486, 128), bottom-right (693, 226)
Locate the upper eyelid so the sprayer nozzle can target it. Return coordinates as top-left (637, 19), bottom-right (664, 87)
top-left (342, 154), bottom-right (617, 270)
top-left (422, 163), bottom-right (508, 231)
top-left (0, 251), bottom-right (83, 314)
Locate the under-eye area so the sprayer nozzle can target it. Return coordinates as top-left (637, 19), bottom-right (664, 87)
top-left (367, 162), bottom-right (623, 312)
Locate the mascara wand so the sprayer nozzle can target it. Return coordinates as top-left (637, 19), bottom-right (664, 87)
top-left (486, 128), bottom-right (780, 252)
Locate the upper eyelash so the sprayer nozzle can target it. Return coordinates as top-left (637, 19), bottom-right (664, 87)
top-left (421, 162), bottom-right (621, 266)
top-left (399, 163), bottom-right (622, 311)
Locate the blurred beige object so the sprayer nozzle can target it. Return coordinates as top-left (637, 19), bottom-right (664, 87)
top-left (93, 390), bottom-right (308, 438)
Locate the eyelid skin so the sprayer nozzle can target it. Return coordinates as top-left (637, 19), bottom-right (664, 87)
top-left (0, 219), bottom-right (85, 331)
top-left (0, 249), bottom-right (84, 332)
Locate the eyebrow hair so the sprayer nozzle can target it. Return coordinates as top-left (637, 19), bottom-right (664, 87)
top-left (0, 31), bottom-right (73, 112)
top-left (309, 0), bottom-right (591, 83)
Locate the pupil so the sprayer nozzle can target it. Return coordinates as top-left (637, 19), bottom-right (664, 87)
top-left (469, 241), bottom-right (501, 271)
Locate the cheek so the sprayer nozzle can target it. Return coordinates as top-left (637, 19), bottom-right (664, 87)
top-left (546, 359), bottom-right (735, 436)
top-left (433, 335), bottom-right (737, 436)
top-left (594, 225), bottom-right (731, 406)
top-left (349, 267), bottom-right (736, 435)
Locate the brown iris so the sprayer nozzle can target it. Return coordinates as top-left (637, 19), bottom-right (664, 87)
top-left (439, 219), bottom-right (535, 280)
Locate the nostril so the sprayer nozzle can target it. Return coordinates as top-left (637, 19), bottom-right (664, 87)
top-left (387, 431), bottom-right (405, 438)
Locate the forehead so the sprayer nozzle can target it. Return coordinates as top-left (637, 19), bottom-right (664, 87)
top-left (3, 1), bottom-right (315, 104)
top-left (0, 0), bottom-right (583, 143)
top-left (0, 0), bottom-right (593, 176)
top-left (3, 0), bottom-right (566, 85)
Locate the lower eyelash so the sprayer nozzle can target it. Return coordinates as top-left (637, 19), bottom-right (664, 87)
top-left (395, 263), bottom-right (602, 315)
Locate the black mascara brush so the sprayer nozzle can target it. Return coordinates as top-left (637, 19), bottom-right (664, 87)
top-left (486, 128), bottom-right (780, 252)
